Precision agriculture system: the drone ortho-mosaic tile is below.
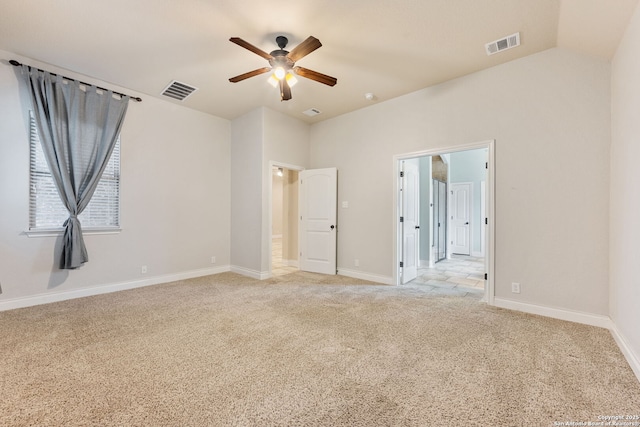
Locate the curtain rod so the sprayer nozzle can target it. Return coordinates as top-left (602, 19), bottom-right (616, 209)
top-left (9, 60), bottom-right (142, 102)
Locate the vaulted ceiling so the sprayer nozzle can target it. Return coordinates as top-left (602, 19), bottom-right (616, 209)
top-left (1, 0), bottom-right (637, 123)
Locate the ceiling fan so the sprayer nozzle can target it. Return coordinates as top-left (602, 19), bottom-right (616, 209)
top-left (229, 35), bottom-right (337, 101)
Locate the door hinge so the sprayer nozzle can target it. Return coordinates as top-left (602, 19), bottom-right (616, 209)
top-left (399, 216), bottom-right (404, 223)
top-left (399, 261), bottom-right (404, 267)
top-left (484, 273), bottom-right (488, 280)
top-left (485, 217), bottom-right (488, 225)
top-left (485, 162), bottom-right (488, 169)
top-left (400, 171), bottom-right (404, 178)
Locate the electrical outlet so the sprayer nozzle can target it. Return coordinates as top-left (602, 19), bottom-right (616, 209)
top-left (141, 265), bottom-right (147, 274)
top-left (354, 259), bottom-right (360, 267)
top-left (211, 256), bottom-right (216, 264)
top-left (511, 282), bottom-right (521, 294)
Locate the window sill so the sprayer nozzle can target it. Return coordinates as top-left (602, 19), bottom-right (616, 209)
top-left (24, 228), bottom-right (122, 238)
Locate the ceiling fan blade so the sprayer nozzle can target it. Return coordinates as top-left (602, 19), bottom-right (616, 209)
top-left (293, 66), bottom-right (337, 87)
top-left (287, 36), bottom-right (322, 62)
top-left (280, 78), bottom-right (292, 101)
top-left (229, 37), bottom-right (273, 60)
top-left (229, 67), bottom-right (271, 83)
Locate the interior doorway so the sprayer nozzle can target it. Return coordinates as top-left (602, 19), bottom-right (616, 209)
top-left (271, 164), bottom-right (300, 277)
top-left (394, 141), bottom-right (495, 302)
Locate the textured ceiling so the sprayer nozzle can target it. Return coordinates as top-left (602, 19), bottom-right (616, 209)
top-left (0, 0), bottom-right (637, 123)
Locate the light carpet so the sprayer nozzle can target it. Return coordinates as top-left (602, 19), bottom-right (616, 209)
top-left (1, 271), bottom-right (638, 426)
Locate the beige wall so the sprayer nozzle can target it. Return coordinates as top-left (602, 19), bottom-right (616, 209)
top-left (310, 47), bottom-right (611, 316)
top-left (0, 49), bottom-right (231, 302)
top-left (230, 108), bottom-right (263, 275)
top-left (611, 2), bottom-right (640, 373)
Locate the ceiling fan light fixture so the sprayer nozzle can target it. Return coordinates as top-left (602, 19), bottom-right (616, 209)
top-left (229, 35), bottom-right (337, 101)
top-left (267, 75), bottom-right (279, 87)
top-left (273, 67), bottom-right (286, 80)
top-left (286, 72), bottom-right (298, 87)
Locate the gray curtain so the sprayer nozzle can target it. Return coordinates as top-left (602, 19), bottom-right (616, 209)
top-left (21, 65), bottom-right (129, 269)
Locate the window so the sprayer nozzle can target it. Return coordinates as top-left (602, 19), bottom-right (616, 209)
top-left (28, 113), bottom-right (121, 231)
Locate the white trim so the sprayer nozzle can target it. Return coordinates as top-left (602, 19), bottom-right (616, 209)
top-left (24, 228), bottom-right (121, 237)
top-left (471, 251), bottom-right (483, 257)
top-left (284, 259), bottom-right (299, 268)
top-left (610, 324), bottom-right (640, 383)
top-left (0, 265), bottom-right (231, 312)
top-left (419, 259), bottom-right (430, 268)
top-left (493, 298), bottom-right (613, 329)
top-left (338, 268), bottom-right (393, 285)
top-left (231, 265), bottom-right (271, 280)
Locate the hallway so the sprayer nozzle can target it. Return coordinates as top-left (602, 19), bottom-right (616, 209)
top-left (408, 255), bottom-right (485, 297)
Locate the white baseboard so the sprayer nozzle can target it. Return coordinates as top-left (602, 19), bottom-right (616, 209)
top-left (230, 265), bottom-right (270, 280)
top-left (337, 268), bottom-right (393, 285)
top-left (284, 259), bottom-right (299, 268)
top-left (471, 250), bottom-right (484, 257)
top-left (492, 298), bottom-right (640, 383)
top-left (610, 324), bottom-right (640, 383)
top-left (419, 260), bottom-right (430, 268)
top-left (0, 265), bottom-right (231, 312)
top-left (493, 298), bottom-right (613, 329)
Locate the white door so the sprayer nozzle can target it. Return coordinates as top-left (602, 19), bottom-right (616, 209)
top-left (299, 168), bottom-right (337, 275)
top-left (450, 182), bottom-right (471, 255)
top-left (435, 180), bottom-right (447, 261)
top-left (402, 160), bottom-right (419, 283)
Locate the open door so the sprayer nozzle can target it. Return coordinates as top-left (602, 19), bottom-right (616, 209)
top-left (401, 160), bottom-right (420, 284)
top-left (299, 168), bottom-right (337, 275)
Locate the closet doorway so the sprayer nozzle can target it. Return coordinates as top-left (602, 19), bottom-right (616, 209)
top-left (271, 164), bottom-right (301, 277)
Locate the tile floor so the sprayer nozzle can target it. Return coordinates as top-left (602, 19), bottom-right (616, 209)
top-left (273, 235), bottom-right (486, 298)
top-left (407, 254), bottom-right (486, 298)
top-left (272, 236), bottom-right (298, 277)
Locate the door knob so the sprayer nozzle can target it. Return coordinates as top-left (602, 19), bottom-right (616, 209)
top-left (465, 222), bottom-right (469, 225)
top-left (330, 225), bottom-right (335, 230)
top-left (415, 225), bottom-right (420, 229)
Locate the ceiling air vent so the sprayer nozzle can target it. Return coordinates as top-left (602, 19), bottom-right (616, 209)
top-left (161, 80), bottom-right (198, 101)
top-left (303, 108), bottom-right (322, 117)
top-left (485, 32), bottom-right (520, 56)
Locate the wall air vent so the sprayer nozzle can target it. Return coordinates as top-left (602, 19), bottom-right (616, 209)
top-left (303, 108), bottom-right (322, 117)
top-left (161, 80), bottom-right (198, 101)
top-left (485, 32), bottom-right (520, 56)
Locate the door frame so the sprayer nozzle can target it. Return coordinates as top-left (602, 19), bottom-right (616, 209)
top-left (392, 140), bottom-right (495, 305)
top-left (268, 161), bottom-right (304, 277)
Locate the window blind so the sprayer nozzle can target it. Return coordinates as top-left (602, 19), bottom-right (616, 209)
top-left (28, 113), bottom-right (121, 230)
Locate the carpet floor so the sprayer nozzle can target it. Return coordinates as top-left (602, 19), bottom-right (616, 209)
top-left (1, 271), bottom-right (638, 426)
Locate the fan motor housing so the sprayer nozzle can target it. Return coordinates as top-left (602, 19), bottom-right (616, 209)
top-left (269, 51), bottom-right (294, 69)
